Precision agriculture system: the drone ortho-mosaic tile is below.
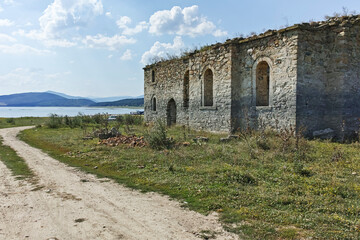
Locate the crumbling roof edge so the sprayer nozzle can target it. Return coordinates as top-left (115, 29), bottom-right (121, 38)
top-left (143, 14), bottom-right (360, 69)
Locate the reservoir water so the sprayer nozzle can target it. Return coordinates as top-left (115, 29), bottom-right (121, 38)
top-left (0, 107), bottom-right (143, 118)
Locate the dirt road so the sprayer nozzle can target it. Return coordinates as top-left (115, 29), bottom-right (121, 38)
top-left (0, 127), bottom-right (239, 240)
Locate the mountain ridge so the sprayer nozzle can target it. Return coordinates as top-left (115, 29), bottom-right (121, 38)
top-left (47, 90), bottom-right (143, 103)
top-left (91, 98), bottom-right (144, 107)
top-left (0, 92), bottom-right (144, 107)
top-left (0, 92), bottom-right (95, 107)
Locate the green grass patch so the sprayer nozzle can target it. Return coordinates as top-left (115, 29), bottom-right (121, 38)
top-left (0, 138), bottom-right (35, 180)
top-left (19, 124), bottom-right (360, 240)
top-left (0, 117), bottom-right (47, 129)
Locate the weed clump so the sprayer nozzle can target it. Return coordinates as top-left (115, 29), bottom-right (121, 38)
top-left (124, 114), bottom-right (143, 126)
top-left (46, 114), bottom-right (63, 128)
top-left (6, 118), bottom-right (15, 125)
top-left (145, 120), bottom-right (174, 150)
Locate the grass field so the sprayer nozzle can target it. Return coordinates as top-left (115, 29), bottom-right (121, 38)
top-left (18, 117), bottom-right (360, 240)
top-left (0, 117), bottom-right (47, 129)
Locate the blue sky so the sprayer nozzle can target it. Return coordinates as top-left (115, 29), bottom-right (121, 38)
top-left (0, 0), bottom-right (359, 97)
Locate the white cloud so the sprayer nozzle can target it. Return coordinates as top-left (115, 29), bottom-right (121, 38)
top-left (120, 49), bottom-right (132, 60)
top-left (0, 0), bottom-right (15, 13)
top-left (213, 29), bottom-right (228, 37)
top-left (39, 0), bottom-right (103, 38)
top-left (45, 38), bottom-right (77, 47)
top-left (141, 36), bottom-right (184, 65)
top-left (0, 19), bottom-right (14, 27)
top-left (116, 16), bottom-right (132, 28)
top-left (105, 12), bottom-right (112, 18)
top-left (0, 68), bottom-right (68, 94)
top-left (0, 33), bottom-right (16, 42)
top-left (108, 54), bottom-right (113, 59)
top-left (0, 68), bottom-right (39, 87)
top-left (124, 22), bottom-right (148, 36)
top-left (3, 0), bottom-right (15, 5)
top-left (13, 29), bottom-right (77, 48)
top-left (149, 5), bottom-right (227, 37)
top-left (13, 0), bottom-right (103, 48)
top-left (0, 44), bottom-right (52, 54)
top-left (82, 34), bottom-right (136, 50)
top-left (116, 16), bottom-right (148, 35)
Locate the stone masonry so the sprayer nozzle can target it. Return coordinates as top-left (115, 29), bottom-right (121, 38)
top-left (144, 15), bottom-right (360, 139)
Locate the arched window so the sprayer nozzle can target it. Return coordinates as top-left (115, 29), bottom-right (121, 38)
top-left (204, 69), bottom-right (213, 106)
top-left (152, 97), bottom-right (157, 111)
top-left (256, 61), bottom-right (270, 106)
top-left (183, 70), bottom-right (189, 108)
top-left (151, 70), bottom-right (155, 83)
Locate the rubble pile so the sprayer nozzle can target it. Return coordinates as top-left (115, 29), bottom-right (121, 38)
top-left (98, 135), bottom-right (146, 148)
top-left (93, 127), bottom-right (121, 140)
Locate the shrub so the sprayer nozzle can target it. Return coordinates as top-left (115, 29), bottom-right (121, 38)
top-left (92, 113), bottom-right (105, 124)
top-left (63, 115), bottom-right (83, 128)
top-left (46, 114), bottom-right (63, 128)
top-left (6, 118), bottom-right (15, 125)
top-left (72, 115), bottom-right (83, 128)
top-left (124, 114), bottom-right (143, 126)
top-left (80, 113), bottom-right (93, 124)
top-left (116, 115), bottom-right (124, 125)
top-left (133, 115), bottom-right (144, 125)
top-left (293, 160), bottom-right (312, 177)
top-left (124, 114), bottom-right (134, 125)
top-left (145, 120), bottom-right (174, 150)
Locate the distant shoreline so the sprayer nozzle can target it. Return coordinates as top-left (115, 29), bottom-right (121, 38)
top-left (0, 106), bottom-right (144, 108)
top-left (0, 106), bottom-right (143, 118)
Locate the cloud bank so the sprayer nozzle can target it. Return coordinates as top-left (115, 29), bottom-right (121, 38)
top-left (141, 36), bottom-right (184, 65)
top-left (149, 5), bottom-right (227, 37)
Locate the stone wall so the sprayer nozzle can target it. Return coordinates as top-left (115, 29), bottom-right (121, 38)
top-left (144, 44), bottom-right (233, 132)
top-left (144, 15), bottom-right (360, 137)
top-left (187, 45), bottom-right (232, 132)
top-left (342, 22), bottom-right (360, 137)
top-left (230, 30), bottom-right (298, 132)
top-left (144, 58), bottom-right (189, 125)
top-left (296, 16), bottom-right (360, 138)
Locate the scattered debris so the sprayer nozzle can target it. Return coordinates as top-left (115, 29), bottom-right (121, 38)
top-left (74, 218), bottom-right (86, 223)
top-left (193, 136), bottom-right (209, 143)
top-left (220, 135), bottom-right (240, 143)
top-left (220, 138), bottom-right (231, 143)
top-left (228, 135), bottom-right (239, 139)
top-left (82, 136), bottom-right (93, 140)
top-left (90, 127), bottom-right (122, 140)
top-left (99, 135), bottom-right (146, 148)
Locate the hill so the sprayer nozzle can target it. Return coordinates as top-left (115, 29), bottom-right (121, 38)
top-left (0, 92), bottom-right (95, 107)
top-left (47, 91), bottom-right (144, 103)
top-left (46, 91), bottom-right (93, 101)
top-left (91, 98), bottom-right (144, 107)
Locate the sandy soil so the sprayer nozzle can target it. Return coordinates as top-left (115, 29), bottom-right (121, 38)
top-left (0, 126), bottom-right (239, 240)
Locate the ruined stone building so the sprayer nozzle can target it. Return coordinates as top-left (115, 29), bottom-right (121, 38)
top-left (143, 15), bottom-right (360, 138)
